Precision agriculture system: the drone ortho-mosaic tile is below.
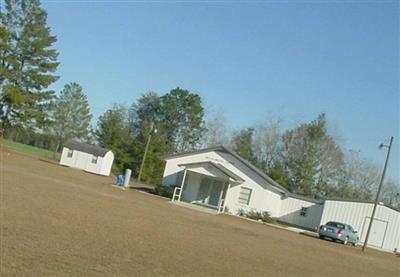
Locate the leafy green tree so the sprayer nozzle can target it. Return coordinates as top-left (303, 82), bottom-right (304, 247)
top-left (231, 127), bottom-right (257, 165)
top-left (97, 88), bottom-right (206, 182)
top-left (121, 89), bottom-right (206, 183)
top-left (270, 162), bottom-right (290, 189)
top-left (280, 114), bottom-right (344, 197)
top-left (0, 21), bottom-right (13, 92)
top-left (137, 123), bottom-right (169, 185)
top-left (51, 83), bottom-right (92, 151)
top-left (130, 91), bottom-right (161, 133)
top-left (96, 105), bottom-right (133, 172)
top-left (0, 0), bottom-right (59, 131)
top-left (129, 92), bottom-right (170, 184)
top-left (159, 88), bottom-right (205, 152)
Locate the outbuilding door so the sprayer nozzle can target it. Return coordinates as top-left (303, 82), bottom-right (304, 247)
top-left (74, 152), bottom-right (87, 169)
top-left (361, 217), bottom-right (388, 248)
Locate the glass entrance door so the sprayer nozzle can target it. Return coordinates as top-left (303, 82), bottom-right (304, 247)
top-left (208, 180), bottom-right (224, 207)
top-left (197, 177), bottom-right (225, 207)
top-left (197, 178), bottom-right (211, 204)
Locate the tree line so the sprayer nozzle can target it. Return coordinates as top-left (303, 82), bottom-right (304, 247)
top-left (0, 0), bottom-right (398, 208)
top-left (214, 114), bottom-right (400, 207)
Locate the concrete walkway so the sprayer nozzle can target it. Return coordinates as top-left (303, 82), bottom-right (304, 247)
top-left (170, 201), bottom-right (219, 214)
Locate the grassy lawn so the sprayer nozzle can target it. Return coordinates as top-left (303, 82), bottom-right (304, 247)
top-left (2, 149), bottom-right (398, 276)
top-left (1, 139), bottom-right (59, 160)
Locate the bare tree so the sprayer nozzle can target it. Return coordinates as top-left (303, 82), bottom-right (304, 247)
top-left (313, 136), bottom-right (346, 197)
top-left (252, 118), bottom-right (283, 175)
top-left (380, 179), bottom-right (400, 208)
top-left (201, 111), bottom-right (230, 147)
top-left (338, 150), bottom-right (381, 200)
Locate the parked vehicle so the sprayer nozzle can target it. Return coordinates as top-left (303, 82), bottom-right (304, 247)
top-left (318, 221), bottom-right (359, 245)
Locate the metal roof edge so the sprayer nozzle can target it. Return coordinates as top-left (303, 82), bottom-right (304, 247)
top-left (161, 146), bottom-right (225, 160)
top-left (64, 140), bottom-right (111, 157)
top-left (216, 146), bottom-right (288, 193)
top-left (285, 192), bottom-right (324, 204)
top-left (324, 197), bottom-right (400, 213)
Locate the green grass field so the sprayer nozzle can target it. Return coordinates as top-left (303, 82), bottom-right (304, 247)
top-left (1, 139), bottom-right (59, 160)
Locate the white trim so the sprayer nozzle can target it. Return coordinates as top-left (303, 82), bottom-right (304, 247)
top-left (222, 183), bottom-right (231, 213)
top-left (178, 169), bottom-right (187, 202)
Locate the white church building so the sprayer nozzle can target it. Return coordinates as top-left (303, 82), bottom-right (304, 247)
top-left (60, 140), bottom-right (114, 176)
top-left (162, 146), bottom-right (400, 252)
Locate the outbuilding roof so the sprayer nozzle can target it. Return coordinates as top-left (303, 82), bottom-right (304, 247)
top-left (64, 140), bottom-right (110, 157)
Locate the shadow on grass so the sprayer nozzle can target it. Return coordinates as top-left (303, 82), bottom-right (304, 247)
top-left (299, 231), bottom-right (319, 239)
top-left (130, 186), bottom-right (154, 193)
top-left (39, 158), bottom-right (59, 166)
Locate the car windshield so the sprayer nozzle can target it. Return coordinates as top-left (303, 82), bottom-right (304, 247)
top-left (326, 222), bottom-right (345, 229)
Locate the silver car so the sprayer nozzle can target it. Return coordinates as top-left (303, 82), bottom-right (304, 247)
top-left (318, 221), bottom-right (359, 245)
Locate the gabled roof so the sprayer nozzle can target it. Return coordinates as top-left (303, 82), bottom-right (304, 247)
top-left (64, 140), bottom-right (110, 157)
top-left (178, 161), bottom-right (245, 183)
top-left (163, 147), bottom-right (400, 212)
top-left (163, 146), bottom-right (288, 193)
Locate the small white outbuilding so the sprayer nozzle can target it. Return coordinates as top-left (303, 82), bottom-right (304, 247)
top-left (162, 146), bottom-right (400, 252)
top-left (60, 140), bottom-right (114, 176)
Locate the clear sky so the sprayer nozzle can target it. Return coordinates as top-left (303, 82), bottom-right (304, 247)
top-left (42, 1), bottom-right (399, 183)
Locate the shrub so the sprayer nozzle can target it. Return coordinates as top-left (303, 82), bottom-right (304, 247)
top-left (260, 211), bottom-right (277, 223)
top-left (237, 208), bottom-right (246, 217)
top-left (246, 209), bottom-right (263, 221)
top-left (153, 185), bottom-right (174, 198)
top-left (240, 209), bottom-right (277, 223)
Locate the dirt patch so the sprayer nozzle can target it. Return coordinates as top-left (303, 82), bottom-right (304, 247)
top-left (1, 148), bottom-right (399, 276)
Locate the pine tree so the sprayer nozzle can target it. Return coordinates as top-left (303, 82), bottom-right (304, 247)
top-left (0, 0), bottom-right (59, 131)
top-left (52, 83), bottom-right (92, 152)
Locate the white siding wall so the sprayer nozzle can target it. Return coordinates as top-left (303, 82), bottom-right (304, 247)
top-left (279, 197), bottom-right (324, 230)
top-left (59, 147), bottom-right (113, 176)
top-left (100, 151), bottom-right (114, 176)
top-left (163, 150), bottom-right (400, 252)
top-left (60, 147), bottom-right (76, 167)
top-left (162, 150), bottom-right (284, 216)
top-left (225, 183), bottom-right (282, 216)
top-left (85, 154), bottom-right (103, 174)
top-left (320, 200), bottom-right (400, 251)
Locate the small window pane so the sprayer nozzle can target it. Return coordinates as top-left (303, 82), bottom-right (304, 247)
top-left (67, 149), bottom-right (73, 158)
top-left (300, 207), bottom-right (308, 217)
top-left (238, 187), bottom-right (252, 205)
top-left (92, 156), bottom-right (98, 164)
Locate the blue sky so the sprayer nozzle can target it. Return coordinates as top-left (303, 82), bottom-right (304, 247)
top-left (42, 1), bottom-right (399, 182)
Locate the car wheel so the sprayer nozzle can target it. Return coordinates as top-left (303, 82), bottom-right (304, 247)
top-left (343, 236), bottom-right (349, 245)
top-left (319, 235), bottom-right (325, 240)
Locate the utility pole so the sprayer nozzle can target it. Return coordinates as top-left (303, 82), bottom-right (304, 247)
top-left (362, 136), bottom-right (394, 252)
top-left (137, 122), bottom-right (156, 185)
